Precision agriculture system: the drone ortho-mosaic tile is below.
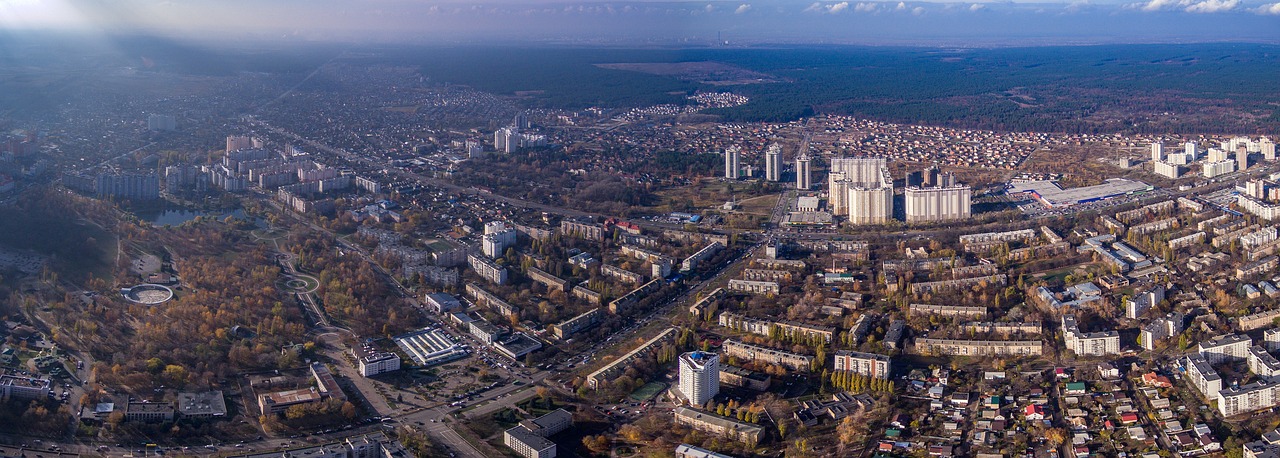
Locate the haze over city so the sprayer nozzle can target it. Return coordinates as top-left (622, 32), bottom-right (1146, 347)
top-left (4, 1), bottom-right (1280, 458)
top-left (3, 0), bottom-right (1280, 45)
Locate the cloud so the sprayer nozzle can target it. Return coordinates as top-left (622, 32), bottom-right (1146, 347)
top-left (1184, 0), bottom-right (1238, 12)
top-left (854, 2), bottom-right (879, 12)
top-left (912, 6), bottom-right (926, 14)
top-left (827, 2), bottom-right (851, 13)
top-left (1139, 0), bottom-right (1182, 11)
top-left (969, 3), bottom-right (985, 11)
top-left (735, 3), bottom-right (752, 14)
top-left (803, 2), bottom-right (823, 12)
top-left (1257, 2), bottom-right (1280, 13)
top-left (705, 4), bottom-right (715, 12)
top-left (896, 1), bottom-right (907, 10)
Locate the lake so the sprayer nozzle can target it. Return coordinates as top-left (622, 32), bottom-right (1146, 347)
top-left (138, 208), bottom-right (247, 226)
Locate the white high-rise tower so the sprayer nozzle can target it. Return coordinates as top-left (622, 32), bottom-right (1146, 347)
top-left (677, 351), bottom-right (719, 407)
top-left (1151, 143), bottom-right (1164, 162)
top-left (795, 155), bottom-right (811, 190)
top-left (765, 144), bottom-right (782, 182)
top-left (724, 147), bottom-right (741, 179)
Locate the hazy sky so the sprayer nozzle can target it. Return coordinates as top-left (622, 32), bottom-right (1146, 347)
top-left (2, 0), bottom-right (1278, 45)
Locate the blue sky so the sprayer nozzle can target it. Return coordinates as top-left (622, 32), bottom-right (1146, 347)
top-left (2, 0), bottom-right (1278, 45)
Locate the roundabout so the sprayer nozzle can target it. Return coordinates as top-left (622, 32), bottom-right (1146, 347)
top-left (121, 284), bottom-right (174, 305)
top-left (278, 274), bottom-right (319, 294)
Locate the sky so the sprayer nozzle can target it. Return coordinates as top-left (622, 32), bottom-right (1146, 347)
top-left (1, 0), bottom-right (1278, 46)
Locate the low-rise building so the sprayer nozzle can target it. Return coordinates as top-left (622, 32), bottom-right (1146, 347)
top-left (551, 309), bottom-right (604, 340)
top-left (258, 388), bottom-right (322, 415)
top-left (914, 338), bottom-right (1043, 356)
top-left (504, 409), bottom-right (572, 458)
top-left (673, 406), bottom-right (764, 444)
top-left (832, 350), bottom-right (891, 379)
top-left (352, 341), bottom-right (401, 377)
top-left (726, 279), bottom-right (780, 295)
top-left (723, 339), bottom-right (813, 372)
top-left (177, 391), bottom-right (227, 420)
top-left (125, 401), bottom-right (176, 422)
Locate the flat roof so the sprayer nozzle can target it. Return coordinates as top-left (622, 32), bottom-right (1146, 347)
top-left (177, 391), bottom-right (227, 416)
top-left (1010, 178), bottom-right (1151, 206)
top-left (261, 388), bottom-right (322, 405)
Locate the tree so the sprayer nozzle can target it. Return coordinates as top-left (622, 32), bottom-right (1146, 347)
top-left (620, 424), bottom-right (644, 442)
top-left (583, 435), bottom-right (611, 454)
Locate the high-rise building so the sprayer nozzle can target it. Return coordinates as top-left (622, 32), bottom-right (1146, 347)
top-left (904, 185), bottom-right (971, 223)
top-left (1203, 160), bottom-right (1236, 178)
top-left (677, 351), bottom-right (719, 407)
top-left (1263, 138), bottom-right (1276, 161)
top-left (829, 157), bottom-right (892, 224)
top-left (226, 135), bottom-right (263, 153)
top-left (1154, 161), bottom-right (1181, 179)
top-left (1238, 147), bottom-right (1250, 171)
top-left (494, 127), bottom-right (520, 153)
top-left (1184, 141), bottom-right (1198, 158)
top-left (513, 112), bottom-right (531, 129)
top-left (1151, 142), bottom-right (1164, 162)
top-left (765, 144), bottom-right (782, 182)
top-left (795, 155), bottom-right (811, 190)
top-left (724, 147), bottom-right (741, 179)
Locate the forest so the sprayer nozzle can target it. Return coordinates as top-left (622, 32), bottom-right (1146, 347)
top-left (401, 43), bottom-right (1280, 134)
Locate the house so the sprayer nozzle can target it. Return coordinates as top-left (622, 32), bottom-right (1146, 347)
top-left (951, 392), bottom-right (971, 407)
top-left (1097, 362), bottom-right (1120, 379)
top-left (1025, 405), bottom-right (1045, 421)
top-left (1064, 382), bottom-right (1087, 395)
top-left (1120, 412), bottom-right (1140, 425)
top-left (928, 445), bottom-right (954, 457)
top-left (1142, 372), bottom-right (1173, 388)
top-left (985, 396), bottom-right (1001, 409)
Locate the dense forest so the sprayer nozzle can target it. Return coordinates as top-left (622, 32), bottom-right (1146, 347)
top-left (405, 43), bottom-right (1280, 134)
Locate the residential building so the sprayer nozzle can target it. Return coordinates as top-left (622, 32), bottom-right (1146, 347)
top-left (904, 185), bottom-right (971, 223)
top-left (673, 407), bottom-right (764, 444)
top-left (1062, 314), bottom-right (1120, 356)
top-left (832, 350), bottom-right (891, 379)
top-left (724, 147), bottom-right (740, 179)
top-left (1199, 334), bottom-right (1252, 364)
top-left (587, 328), bottom-right (678, 389)
top-left (1250, 346), bottom-right (1280, 378)
top-left (550, 309), bottom-right (603, 340)
top-left (726, 279), bottom-right (779, 295)
top-left (796, 155), bottom-right (811, 190)
top-left (676, 444), bottom-right (735, 458)
top-left (765, 144), bottom-right (782, 182)
top-left (1217, 379), bottom-right (1280, 417)
top-left (677, 352), bottom-right (720, 406)
top-left (914, 338), bottom-right (1043, 356)
top-left (722, 340), bottom-right (813, 372)
top-left (1182, 354), bottom-right (1223, 398)
top-left (467, 254), bottom-right (509, 285)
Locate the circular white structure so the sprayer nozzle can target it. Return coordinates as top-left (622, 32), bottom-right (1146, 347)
top-left (122, 284), bottom-right (174, 305)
